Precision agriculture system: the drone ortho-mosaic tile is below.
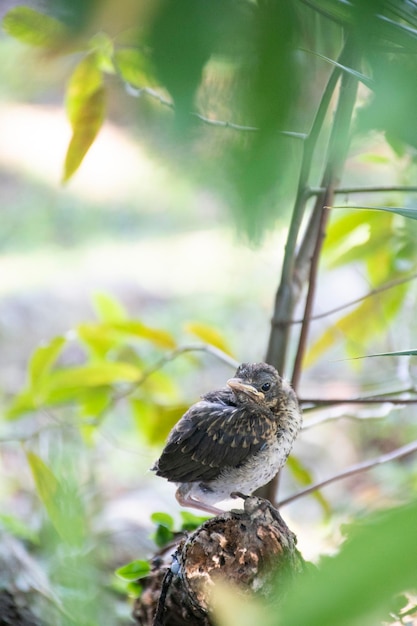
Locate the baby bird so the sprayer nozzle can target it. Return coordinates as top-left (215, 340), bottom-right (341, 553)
top-left (152, 362), bottom-right (302, 514)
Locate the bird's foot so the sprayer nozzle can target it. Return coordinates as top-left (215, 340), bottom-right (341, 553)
top-left (230, 491), bottom-right (250, 501)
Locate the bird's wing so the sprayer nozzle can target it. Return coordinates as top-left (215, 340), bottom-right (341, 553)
top-left (153, 400), bottom-right (275, 483)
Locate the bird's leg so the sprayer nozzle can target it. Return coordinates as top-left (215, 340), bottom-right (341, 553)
top-left (175, 486), bottom-right (224, 515)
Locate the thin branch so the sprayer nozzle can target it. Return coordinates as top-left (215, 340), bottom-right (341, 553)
top-left (127, 85), bottom-right (307, 138)
top-left (278, 439), bottom-right (417, 508)
top-left (309, 184), bottom-right (417, 197)
top-left (301, 396), bottom-right (417, 407)
top-left (291, 271), bottom-right (417, 325)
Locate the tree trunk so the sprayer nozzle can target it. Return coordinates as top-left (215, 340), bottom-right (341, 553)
top-left (133, 496), bottom-right (305, 626)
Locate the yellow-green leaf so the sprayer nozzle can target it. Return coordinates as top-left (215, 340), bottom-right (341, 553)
top-left (2, 7), bottom-right (69, 48)
top-left (131, 399), bottom-right (188, 444)
top-left (77, 323), bottom-right (119, 359)
top-left (29, 336), bottom-right (66, 388)
top-left (63, 53), bottom-right (106, 182)
top-left (26, 452), bottom-right (84, 545)
top-left (113, 47), bottom-right (156, 87)
top-left (185, 321), bottom-right (234, 356)
top-left (286, 456), bottom-right (331, 518)
top-left (116, 559), bottom-right (150, 581)
top-left (93, 292), bottom-right (127, 323)
top-left (112, 321), bottom-right (176, 350)
top-left (44, 362), bottom-right (141, 393)
top-left (6, 389), bottom-right (37, 420)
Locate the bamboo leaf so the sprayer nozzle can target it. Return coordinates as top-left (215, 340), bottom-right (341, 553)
top-left (333, 206), bottom-right (417, 220)
top-left (348, 348), bottom-right (417, 360)
top-left (2, 6), bottom-right (69, 48)
top-left (302, 48), bottom-right (373, 87)
top-left (185, 322), bottom-right (234, 356)
top-left (63, 54), bottom-right (106, 182)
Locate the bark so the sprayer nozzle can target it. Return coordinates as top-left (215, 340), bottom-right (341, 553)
top-left (133, 496), bottom-right (305, 626)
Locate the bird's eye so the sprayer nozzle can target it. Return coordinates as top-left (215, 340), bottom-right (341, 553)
top-left (261, 382), bottom-right (271, 392)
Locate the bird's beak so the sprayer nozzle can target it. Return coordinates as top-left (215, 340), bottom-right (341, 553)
top-left (227, 378), bottom-right (265, 402)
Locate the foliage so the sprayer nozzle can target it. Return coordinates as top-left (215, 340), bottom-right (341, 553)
top-left (2, 1), bottom-right (417, 626)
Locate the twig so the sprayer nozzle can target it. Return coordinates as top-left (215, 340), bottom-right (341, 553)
top-left (301, 396), bottom-right (417, 407)
top-left (290, 271), bottom-right (417, 325)
top-left (278, 439), bottom-right (417, 507)
top-left (309, 185), bottom-right (417, 196)
top-left (128, 86), bottom-right (307, 137)
top-left (152, 566), bottom-right (174, 626)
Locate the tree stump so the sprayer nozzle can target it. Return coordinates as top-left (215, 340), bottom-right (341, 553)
top-left (133, 496), bottom-right (305, 626)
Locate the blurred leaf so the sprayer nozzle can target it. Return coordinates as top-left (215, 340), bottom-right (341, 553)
top-left (152, 524), bottom-right (174, 548)
top-left (212, 582), bottom-right (271, 626)
top-left (29, 336), bottom-right (66, 389)
top-left (348, 348), bottom-right (417, 360)
top-left (151, 511), bottom-right (174, 531)
top-left (6, 389), bottom-right (37, 420)
top-left (279, 500), bottom-right (417, 625)
top-left (93, 292), bottom-right (127, 323)
top-left (114, 47), bottom-right (156, 87)
top-left (185, 321), bottom-right (233, 355)
top-left (115, 559), bottom-right (150, 581)
top-left (2, 6), bottom-right (69, 48)
top-left (26, 452), bottom-right (84, 545)
top-left (286, 456), bottom-right (331, 517)
top-left (333, 206), bottom-right (417, 221)
top-left (88, 32), bottom-right (114, 74)
top-left (304, 284), bottom-right (407, 367)
top-left (131, 399), bottom-right (188, 445)
top-left (77, 322), bottom-right (118, 359)
top-left (304, 48), bottom-right (372, 87)
top-left (0, 513), bottom-right (39, 545)
top-left (63, 53), bottom-right (106, 182)
top-left (148, 0), bottom-right (221, 130)
top-left (112, 321), bottom-right (176, 349)
top-left (44, 362), bottom-right (141, 391)
top-left (180, 511), bottom-right (210, 531)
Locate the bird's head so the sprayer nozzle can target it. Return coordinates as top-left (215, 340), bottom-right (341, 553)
top-left (227, 362), bottom-right (282, 409)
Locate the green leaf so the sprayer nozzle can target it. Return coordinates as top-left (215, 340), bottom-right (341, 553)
top-left (152, 524), bottom-right (174, 548)
top-left (63, 53), bottom-right (106, 182)
top-left (185, 321), bottom-right (234, 356)
top-left (115, 559), bottom-right (150, 581)
top-left (113, 47), bottom-right (156, 87)
top-left (112, 321), bottom-right (176, 349)
top-left (347, 348), bottom-right (417, 360)
top-left (29, 336), bottom-right (66, 388)
top-left (302, 49), bottom-right (373, 88)
top-left (77, 323), bottom-right (119, 359)
top-left (333, 206), bottom-right (417, 221)
top-left (180, 511), bottom-right (210, 531)
top-left (26, 452), bottom-right (84, 545)
top-left (93, 292), bottom-right (127, 323)
top-left (286, 457), bottom-right (331, 518)
top-left (151, 512), bottom-right (174, 530)
top-left (304, 284), bottom-right (408, 367)
top-left (7, 388), bottom-right (38, 420)
top-left (88, 32), bottom-right (115, 74)
top-left (44, 362), bottom-right (141, 392)
top-left (280, 500), bottom-right (417, 625)
top-left (2, 7), bottom-right (69, 48)
top-left (0, 513), bottom-right (39, 545)
top-left (131, 399), bottom-right (189, 445)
